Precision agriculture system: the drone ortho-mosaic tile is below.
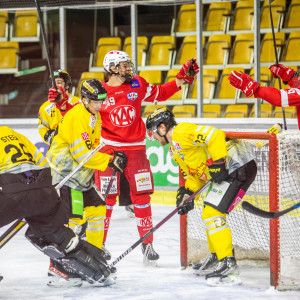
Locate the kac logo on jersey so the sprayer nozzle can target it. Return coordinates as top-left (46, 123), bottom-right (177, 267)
top-left (130, 79), bottom-right (140, 88)
top-left (127, 92), bottom-right (138, 102)
top-left (110, 105), bottom-right (136, 127)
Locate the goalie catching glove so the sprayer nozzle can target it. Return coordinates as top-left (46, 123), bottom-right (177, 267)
top-left (176, 186), bottom-right (194, 215)
top-left (228, 71), bottom-right (260, 97)
top-left (176, 59), bottom-right (199, 85)
top-left (48, 86), bottom-right (69, 109)
top-left (106, 149), bottom-right (128, 173)
top-left (206, 158), bottom-right (228, 184)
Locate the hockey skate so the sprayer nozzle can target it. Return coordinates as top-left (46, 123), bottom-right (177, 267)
top-left (125, 204), bottom-right (135, 218)
top-left (205, 256), bottom-right (242, 286)
top-left (47, 259), bottom-right (83, 288)
top-left (141, 243), bottom-right (159, 267)
top-left (193, 252), bottom-right (219, 276)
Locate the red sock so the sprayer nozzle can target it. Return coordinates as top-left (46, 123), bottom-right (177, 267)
top-left (133, 203), bottom-right (153, 244)
top-left (103, 205), bottom-right (113, 243)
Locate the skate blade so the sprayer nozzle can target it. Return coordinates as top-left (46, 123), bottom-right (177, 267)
top-left (47, 277), bottom-right (83, 288)
top-left (193, 267), bottom-right (216, 276)
top-left (206, 274), bottom-right (242, 286)
top-left (143, 258), bottom-right (158, 267)
top-left (92, 276), bottom-right (116, 287)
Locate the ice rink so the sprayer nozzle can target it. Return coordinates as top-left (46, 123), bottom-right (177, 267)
top-left (1, 204), bottom-right (300, 300)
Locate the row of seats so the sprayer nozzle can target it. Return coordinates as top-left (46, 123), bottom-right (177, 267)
top-left (142, 104), bottom-right (297, 119)
top-left (0, 10), bottom-right (39, 42)
top-left (173, 0), bottom-right (300, 36)
top-left (89, 30), bottom-right (300, 73)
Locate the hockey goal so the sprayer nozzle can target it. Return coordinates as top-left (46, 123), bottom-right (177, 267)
top-left (180, 130), bottom-right (300, 290)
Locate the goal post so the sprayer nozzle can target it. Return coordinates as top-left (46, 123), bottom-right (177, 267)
top-left (180, 130), bottom-right (300, 290)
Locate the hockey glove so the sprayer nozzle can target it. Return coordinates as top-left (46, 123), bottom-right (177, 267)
top-left (44, 129), bottom-right (55, 144)
top-left (269, 64), bottom-right (295, 84)
top-left (108, 150), bottom-right (128, 173)
top-left (206, 158), bottom-right (228, 184)
top-left (48, 86), bottom-right (69, 109)
top-left (176, 59), bottom-right (200, 85)
top-left (176, 186), bottom-right (194, 215)
top-left (228, 71), bottom-right (260, 97)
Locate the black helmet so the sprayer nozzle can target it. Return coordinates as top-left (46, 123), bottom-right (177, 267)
top-left (145, 108), bottom-right (176, 141)
top-left (81, 79), bottom-right (107, 101)
top-left (48, 69), bottom-right (72, 92)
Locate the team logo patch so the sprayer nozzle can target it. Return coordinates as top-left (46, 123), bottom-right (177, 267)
top-left (89, 114), bottom-right (96, 128)
top-left (135, 172), bottom-right (152, 192)
top-left (81, 132), bottom-right (89, 140)
top-left (130, 79), bottom-right (140, 88)
top-left (136, 216), bottom-right (152, 227)
top-left (127, 92), bottom-right (138, 102)
top-left (109, 105), bottom-right (136, 127)
top-left (172, 141), bottom-right (183, 151)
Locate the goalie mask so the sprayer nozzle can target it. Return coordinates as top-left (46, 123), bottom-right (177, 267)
top-left (48, 69), bottom-right (72, 92)
top-left (145, 108), bottom-right (177, 143)
top-left (81, 79), bottom-right (107, 102)
top-left (103, 50), bottom-right (135, 83)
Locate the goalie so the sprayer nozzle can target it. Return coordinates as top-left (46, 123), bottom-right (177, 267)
top-left (145, 108), bottom-right (257, 286)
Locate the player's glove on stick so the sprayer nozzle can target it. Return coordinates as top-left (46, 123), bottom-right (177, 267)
top-left (176, 186), bottom-right (194, 215)
top-left (176, 59), bottom-right (200, 85)
top-left (206, 158), bottom-right (228, 184)
top-left (108, 150), bottom-right (128, 173)
top-left (269, 64), bottom-right (295, 84)
top-left (48, 86), bottom-right (69, 109)
top-left (228, 71), bottom-right (260, 97)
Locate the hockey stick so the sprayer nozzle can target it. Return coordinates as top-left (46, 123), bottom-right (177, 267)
top-left (102, 170), bottom-right (117, 201)
top-left (268, 0), bottom-right (287, 130)
top-left (242, 200), bottom-right (300, 219)
top-left (109, 181), bottom-right (211, 268)
top-left (0, 143), bottom-right (106, 248)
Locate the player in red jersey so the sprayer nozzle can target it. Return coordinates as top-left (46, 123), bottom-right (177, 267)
top-left (95, 50), bottom-right (199, 264)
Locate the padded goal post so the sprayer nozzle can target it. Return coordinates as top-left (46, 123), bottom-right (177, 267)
top-left (180, 130), bottom-right (300, 290)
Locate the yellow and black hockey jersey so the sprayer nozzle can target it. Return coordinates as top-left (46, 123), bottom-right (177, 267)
top-left (47, 102), bottom-right (110, 191)
top-left (38, 94), bottom-right (80, 144)
top-left (0, 126), bottom-right (48, 174)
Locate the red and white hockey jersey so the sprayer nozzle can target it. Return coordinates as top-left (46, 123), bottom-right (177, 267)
top-left (100, 75), bottom-right (180, 149)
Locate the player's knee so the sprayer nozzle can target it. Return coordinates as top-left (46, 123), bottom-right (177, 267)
top-left (203, 215), bottom-right (229, 236)
top-left (131, 193), bottom-right (151, 206)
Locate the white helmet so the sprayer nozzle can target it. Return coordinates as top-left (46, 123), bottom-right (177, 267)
top-left (103, 50), bottom-right (131, 73)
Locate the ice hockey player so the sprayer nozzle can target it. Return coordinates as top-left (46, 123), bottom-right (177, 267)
top-left (228, 64), bottom-right (300, 129)
top-left (38, 69), bottom-right (80, 145)
top-left (46, 79), bottom-right (128, 286)
top-left (0, 126), bottom-right (112, 286)
top-left (95, 50), bottom-right (199, 265)
top-left (145, 108), bottom-right (257, 285)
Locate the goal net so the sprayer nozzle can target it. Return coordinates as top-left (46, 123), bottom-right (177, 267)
top-left (180, 130), bottom-right (300, 290)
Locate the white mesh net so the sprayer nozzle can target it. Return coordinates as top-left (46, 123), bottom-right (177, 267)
top-left (184, 130), bottom-right (300, 290)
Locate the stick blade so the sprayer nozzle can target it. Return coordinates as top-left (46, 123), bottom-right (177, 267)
top-left (241, 201), bottom-right (276, 219)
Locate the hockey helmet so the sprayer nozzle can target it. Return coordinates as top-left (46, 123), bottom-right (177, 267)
top-left (145, 108), bottom-right (176, 141)
top-left (48, 69), bottom-right (72, 92)
top-left (103, 50), bottom-right (132, 73)
top-left (81, 79), bottom-right (107, 102)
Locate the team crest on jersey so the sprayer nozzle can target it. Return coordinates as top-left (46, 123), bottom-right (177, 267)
top-left (130, 79), bottom-right (140, 88)
top-left (127, 92), bottom-right (138, 102)
top-left (109, 105), bottom-right (136, 127)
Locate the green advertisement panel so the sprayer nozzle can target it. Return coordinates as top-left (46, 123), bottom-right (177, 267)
top-left (146, 137), bottom-right (179, 187)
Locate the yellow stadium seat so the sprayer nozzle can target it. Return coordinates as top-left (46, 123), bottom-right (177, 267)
top-left (189, 69), bottom-right (219, 100)
top-left (260, 0), bottom-right (286, 30)
top-left (0, 12), bottom-right (8, 41)
top-left (147, 35), bottom-right (175, 66)
top-left (176, 4), bottom-right (196, 33)
top-left (273, 106), bottom-right (296, 118)
top-left (249, 67), bottom-right (272, 86)
top-left (205, 34), bottom-right (231, 65)
top-left (216, 67), bottom-right (245, 99)
top-left (172, 105), bottom-right (196, 118)
top-left (143, 105), bottom-right (167, 118)
top-left (204, 2), bottom-right (232, 32)
top-left (260, 32), bottom-right (285, 63)
top-left (175, 36), bottom-right (205, 65)
top-left (165, 69), bottom-right (183, 100)
top-left (94, 37), bottom-right (122, 68)
top-left (203, 104), bottom-right (221, 118)
top-left (225, 104), bottom-right (249, 118)
top-left (0, 41), bottom-right (19, 73)
top-left (284, 32), bottom-right (300, 62)
top-left (11, 10), bottom-right (39, 41)
top-left (284, 0), bottom-right (300, 28)
top-left (77, 72), bottom-right (104, 98)
top-left (232, 0), bottom-right (254, 31)
top-left (123, 36), bottom-right (148, 66)
top-left (139, 70), bottom-right (162, 85)
top-left (250, 104), bottom-right (274, 118)
top-left (229, 33), bottom-right (254, 64)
